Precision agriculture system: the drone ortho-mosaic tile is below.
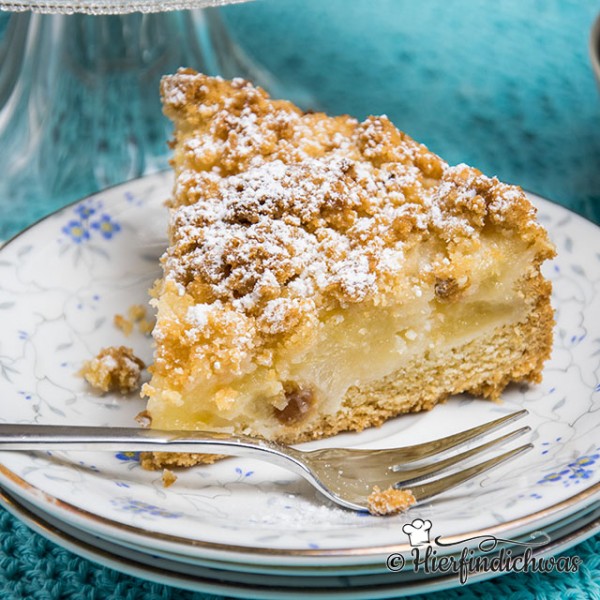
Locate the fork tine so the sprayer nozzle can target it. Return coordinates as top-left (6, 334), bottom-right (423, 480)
top-left (391, 426), bottom-right (531, 486)
top-left (340, 409), bottom-right (529, 465)
top-left (406, 443), bottom-right (533, 503)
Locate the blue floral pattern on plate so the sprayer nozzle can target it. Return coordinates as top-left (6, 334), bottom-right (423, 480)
top-left (111, 497), bottom-right (183, 519)
top-left (115, 451), bottom-right (141, 463)
top-left (538, 451), bottom-right (600, 487)
top-left (62, 219), bottom-right (91, 244)
top-left (90, 214), bottom-right (121, 240)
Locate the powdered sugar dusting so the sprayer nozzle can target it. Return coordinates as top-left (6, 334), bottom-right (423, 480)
top-left (186, 303), bottom-right (212, 330)
top-left (163, 155), bottom-right (430, 336)
top-left (159, 71), bottom-right (549, 342)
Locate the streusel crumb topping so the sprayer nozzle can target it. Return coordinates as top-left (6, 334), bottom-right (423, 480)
top-left (154, 70), bottom-right (554, 380)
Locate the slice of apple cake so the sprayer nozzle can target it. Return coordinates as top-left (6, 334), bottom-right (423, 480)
top-left (140, 69), bottom-right (555, 469)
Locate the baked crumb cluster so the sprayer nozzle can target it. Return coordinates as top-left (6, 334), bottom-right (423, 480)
top-left (152, 69), bottom-right (553, 384)
top-left (161, 468), bottom-right (178, 488)
top-left (114, 304), bottom-right (155, 337)
top-left (80, 346), bottom-right (145, 394)
top-left (367, 485), bottom-right (416, 516)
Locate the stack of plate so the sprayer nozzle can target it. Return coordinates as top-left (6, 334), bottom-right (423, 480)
top-left (0, 173), bottom-right (598, 598)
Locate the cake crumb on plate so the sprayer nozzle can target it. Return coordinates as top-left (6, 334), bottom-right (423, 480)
top-left (367, 485), bottom-right (416, 516)
top-left (128, 304), bottom-right (147, 322)
top-left (113, 314), bottom-right (133, 336)
top-left (137, 317), bottom-right (155, 336)
top-left (162, 469), bottom-right (178, 488)
top-left (80, 346), bottom-right (145, 394)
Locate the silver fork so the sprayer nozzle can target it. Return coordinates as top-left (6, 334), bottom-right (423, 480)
top-left (0, 410), bottom-right (531, 512)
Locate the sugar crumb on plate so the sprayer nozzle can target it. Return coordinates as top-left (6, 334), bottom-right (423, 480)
top-left (128, 304), bottom-right (147, 322)
top-left (80, 346), bottom-right (145, 394)
top-left (162, 468), bottom-right (178, 488)
top-left (367, 485), bottom-right (416, 516)
top-left (114, 314), bottom-right (133, 336)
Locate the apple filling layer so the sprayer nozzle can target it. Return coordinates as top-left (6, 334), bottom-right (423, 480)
top-left (144, 235), bottom-right (540, 441)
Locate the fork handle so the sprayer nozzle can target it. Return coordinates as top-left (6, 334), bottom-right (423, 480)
top-left (0, 423), bottom-right (296, 461)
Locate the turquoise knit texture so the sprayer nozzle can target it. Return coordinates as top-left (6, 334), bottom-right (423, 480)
top-left (1, 0), bottom-right (599, 598)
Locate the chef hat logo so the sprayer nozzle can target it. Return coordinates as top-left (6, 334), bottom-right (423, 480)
top-left (402, 519), bottom-right (433, 546)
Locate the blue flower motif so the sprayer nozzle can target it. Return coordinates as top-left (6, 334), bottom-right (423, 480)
top-left (568, 453), bottom-right (599, 469)
top-left (568, 469), bottom-right (593, 481)
top-left (538, 452), bottom-right (600, 486)
top-left (91, 214), bottom-right (121, 240)
top-left (124, 191), bottom-right (144, 206)
top-left (115, 451), bottom-right (140, 462)
top-left (62, 220), bottom-right (90, 244)
top-left (235, 467), bottom-right (254, 478)
top-left (75, 204), bottom-right (96, 219)
top-left (539, 469), bottom-right (570, 484)
top-left (78, 460), bottom-right (100, 473)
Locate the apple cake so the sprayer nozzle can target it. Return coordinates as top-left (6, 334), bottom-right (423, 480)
top-left (140, 69), bottom-right (555, 469)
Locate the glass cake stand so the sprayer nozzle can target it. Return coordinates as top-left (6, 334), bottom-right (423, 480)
top-left (0, 1), bottom-right (293, 238)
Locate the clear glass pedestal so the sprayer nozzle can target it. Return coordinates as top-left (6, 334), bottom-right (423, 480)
top-left (0, 8), bottom-right (293, 238)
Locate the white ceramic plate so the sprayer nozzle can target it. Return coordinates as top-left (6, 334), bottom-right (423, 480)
top-left (0, 172), bottom-right (598, 567)
top-left (1, 487), bottom-right (598, 599)
top-left (52, 497), bottom-right (600, 577)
